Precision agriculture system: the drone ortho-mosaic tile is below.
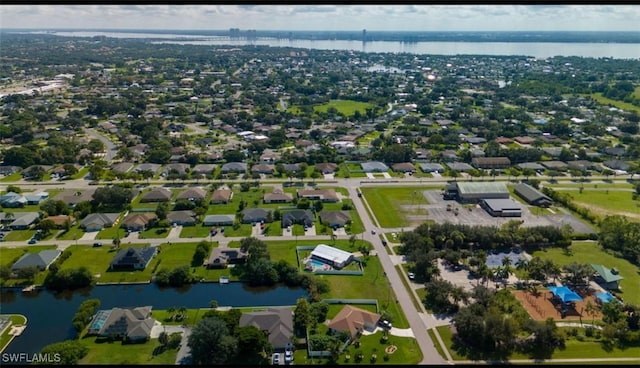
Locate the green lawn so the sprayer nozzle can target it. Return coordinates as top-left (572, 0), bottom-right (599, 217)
top-left (361, 186), bottom-right (435, 228)
top-left (96, 226), bottom-right (127, 241)
top-left (0, 245), bottom-right (57, 266)
top-left (78, 336), bottom-right (177, 365)
top-left (140, 227), bottom-right (170, 239)
top-left (340, 331), bottom-right (423, 365)
top-left (586, 93), bottom-right (640, 114)
top-left (0, 314), bottom-right (27, 352)
top-left (180, 225), bottom-right (215, 238)
top-left (312, 99), bottom-right (374, 116)
top-left (56, 225), bottom-right (85, 241)
top-left (0, 173), bottom-right (22, 182)
top-left (428, 328), bottom-right (448, 360)
top-left (61, 244), bottom-right (155, 284)
top-left (3, 230), bottom-right (35, 241)
top-left (532, 241), bottom-right (640, 305)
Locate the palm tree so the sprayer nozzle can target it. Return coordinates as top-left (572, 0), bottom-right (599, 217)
top-left (167, 306), bottom-right (176, 321)
top-left (501, 256), bottom-right (513, 279)
top-left (178, 306), bottom-right (188, 321)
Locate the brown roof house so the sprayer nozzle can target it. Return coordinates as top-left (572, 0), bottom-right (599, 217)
top-left (263, 189), bottom-right (293, 204)
top-left (325, 305), bottom-right (381, 338)
top-left (211, 188), bottom-right (233, 204)
top-left (315, 163), bottom-right (338, 174)
top-left (239, 307), bottom-right (294, 350)
top-left (176, 187), bottom-right (207, 201)
top-left (140, 187), bottom-right (172, 203)
top-left (205, 247), bottom-right (248, 268)
top-left (319, 211), bottom-right (352, 228)
top-left (87, 306), bottom-right (156, 342)
top-left (472, 157), bottom-right (511, 170)
top-left (121, 213), bottom-right (157, 231)
top-left (391, 162), bottom-right (417, 173)
top-left (297, 189), bottom-right (339, 202)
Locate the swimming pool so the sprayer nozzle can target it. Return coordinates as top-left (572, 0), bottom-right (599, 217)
top-left (307, 258), bottom-right (333, 270)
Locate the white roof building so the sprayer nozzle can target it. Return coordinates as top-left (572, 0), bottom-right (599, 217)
top-left (310, 244), bottom-right (354, 269)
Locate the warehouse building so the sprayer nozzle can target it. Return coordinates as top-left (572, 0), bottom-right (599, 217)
top-left (481, 198), bottom-right (522, 217)
top-left (444, 181), bottom-right (510, 202)
top-left (514, 183), bottom-right (552, 207)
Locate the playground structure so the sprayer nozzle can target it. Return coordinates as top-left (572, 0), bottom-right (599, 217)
top-left (512, 287), bottom-right (604, 321)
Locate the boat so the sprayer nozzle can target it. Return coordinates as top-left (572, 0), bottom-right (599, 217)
top-left (219, 276), bottom-right (229, 284)
top-left (22, 285), bottom-right (37, 292)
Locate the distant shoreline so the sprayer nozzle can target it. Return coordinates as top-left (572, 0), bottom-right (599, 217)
top-left (3, 29), bottom-right (640, 44)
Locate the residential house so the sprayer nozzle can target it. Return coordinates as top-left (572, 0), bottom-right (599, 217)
top-left (176, 187), bottom-right (207, 201)
top-left (251, 163), bottom-right (275, 175)
top-left (5, 212), bottom-right (40, 230)
top-left (210, 189), bottom-right (233, 204)
top-left (263, 189), bottom-right (293, 204)
top-left (109, 247), bottom-right (158, 270)
top-left (111, 162), bottom-right (135, 174)
top-left (24, 192), bottom-right (49, 205)
top-left (590, 264), bottom-right (624, 290)
top-left (45, 215), bottom-right (76, 228)
top-left (162, 163), bottom-right (189, 176)
top-left (361, 161), bottom-right (389, 173)
top-left (80, 213), bottom-right (120, 231)
top-left (11, 249), bottom-right (62, 272)
top-left (166, 211), bottom-right (197, 226)
top-left (418, 163), bottom-right (445, 173)
top-left (239, 307), bottom-right (294, 350)
top-left (281, 210), bottom-right (314, 228)
top-left (53, 188), bottom-right (96, 207)
top-left (134, 163), bottom-right (161, 175)
top-left (121, 213), bottom-right (157, 231)
top-left (0, 166), bottom-right (20, 175)
top-left (282, 163), bottom-right (302, 173)
top-left (541, 161), bottom-right (568, 171)
top-left (315, 163), bottom-right (338, 174)
top-left (297, 189), bottom-right (339, 202)
top-left (220, 162), bottom-right (247, 174)
top-left (87, 306), bottom-right (156, 341)
top-left (241, 208), bottom-right (273, 224)
top-left (319, 211), bottom-right (352, 228)
top-left (205, 247), bottom-right (248, 268)
top-left (391, 162), bottom-right (416, 173)
top-left (0, 192), bottom-right (27, 208)
top-left (325, 305), bottom-right (381, 338)
top-left (472, 157), bottom-right (511, 170)
top-left (203, 214), bottom-right (235, 226)
top-left (191, 164), bottom-right (217, 176)
top-left (140, 187), bottom-right (172, 203)
top-left (447, 162), bottom-right (474, 172)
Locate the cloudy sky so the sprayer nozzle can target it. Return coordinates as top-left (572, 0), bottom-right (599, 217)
top-left (1, 5), bottom-right (639, 32)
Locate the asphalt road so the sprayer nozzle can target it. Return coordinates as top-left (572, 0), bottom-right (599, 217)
top-left (83, 127), bottom-right (117, 162)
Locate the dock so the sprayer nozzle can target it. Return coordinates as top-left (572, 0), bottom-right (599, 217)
top-left (21, 285), bottom-right (37, 293)
top-left (219, 276), bottom-right (229, 284)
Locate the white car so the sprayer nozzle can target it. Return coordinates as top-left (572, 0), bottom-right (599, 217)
top-left (408, 272), bottom-right (415, 280)
top-left (272, 353), bottom-right (280, 365)
top-left (284, 349), bottom-right (293, 363)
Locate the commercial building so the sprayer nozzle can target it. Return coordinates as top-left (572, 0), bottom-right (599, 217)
top-left (514, 183), bottom-right (552, 207)
top-left (480, 198), bottom-right (522, 217)
top-left (444, 181), bottom-right (510, 202)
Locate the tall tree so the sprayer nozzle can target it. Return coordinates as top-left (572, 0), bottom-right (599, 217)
top-left (188, 316), bottom-right (238, 365)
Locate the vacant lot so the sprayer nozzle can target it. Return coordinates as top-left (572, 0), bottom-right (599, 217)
top-left (533, 241), bottom-right (640, 305)
top-left (551, 188), bottom-right (640, 221)
top-left (313, 99), bottom-right (374, 116)
top-left (79, 336), bottom-right (176, 365)
top-left (361, 187), bottom-right (436, 228)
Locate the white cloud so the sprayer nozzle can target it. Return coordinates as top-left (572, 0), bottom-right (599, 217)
top-left (1, 5), bottom-right (639, 31)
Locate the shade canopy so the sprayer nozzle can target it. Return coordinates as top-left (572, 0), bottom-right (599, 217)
top-left (595, 292), bottom-right (619, 304)
top-left (548, 285), bottom-right (583, 303)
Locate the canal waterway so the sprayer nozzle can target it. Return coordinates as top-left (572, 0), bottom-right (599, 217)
top-left (0, 282), bottom-right (306, 357)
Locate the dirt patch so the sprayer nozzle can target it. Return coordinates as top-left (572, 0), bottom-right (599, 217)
top-left (385, 345), bottom-right (397, 354)
top-left (512, 289), bottom-right (603, 321)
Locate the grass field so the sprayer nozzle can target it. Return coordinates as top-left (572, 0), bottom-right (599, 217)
top-left (61, 244), bottom-right (155, 284)
top-left (437, 324), bottom-right (640, 361)
top-left (361, 186), bottom-right (436, 228)
top-left (312, 99), bottom-right (374, 116)
top-left (552, 188), bottom-right (640, 220)
top-left (585, 93), bottom-right (640, 114)
top-left (532, 241), bottom-right (639, 305)
top-left (78, 336), bottom-right (177, 365)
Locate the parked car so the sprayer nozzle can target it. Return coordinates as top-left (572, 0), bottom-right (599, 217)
top-left (28, 238), bottom-right (37, 244)
top-left (284, 349), bottom-right (293, 363)
top-left (379, 319), bottom-right (392, 329)
top-left (371, 229), bottom-right (376, 235)
top-left (408, 272), bottom-right (415, 280)
top-left (93, 242), bottom-right (103, 247)
top-left (272, 353), bottom-right (280, 365)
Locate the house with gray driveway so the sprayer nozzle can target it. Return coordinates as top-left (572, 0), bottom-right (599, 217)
top-left (239, 307), bottom-right (294, 351)
top-left (80, 213), bottom-right (120, 231)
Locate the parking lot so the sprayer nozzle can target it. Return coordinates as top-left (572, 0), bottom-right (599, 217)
top-left (421, 190), bottom-right (595, 233)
